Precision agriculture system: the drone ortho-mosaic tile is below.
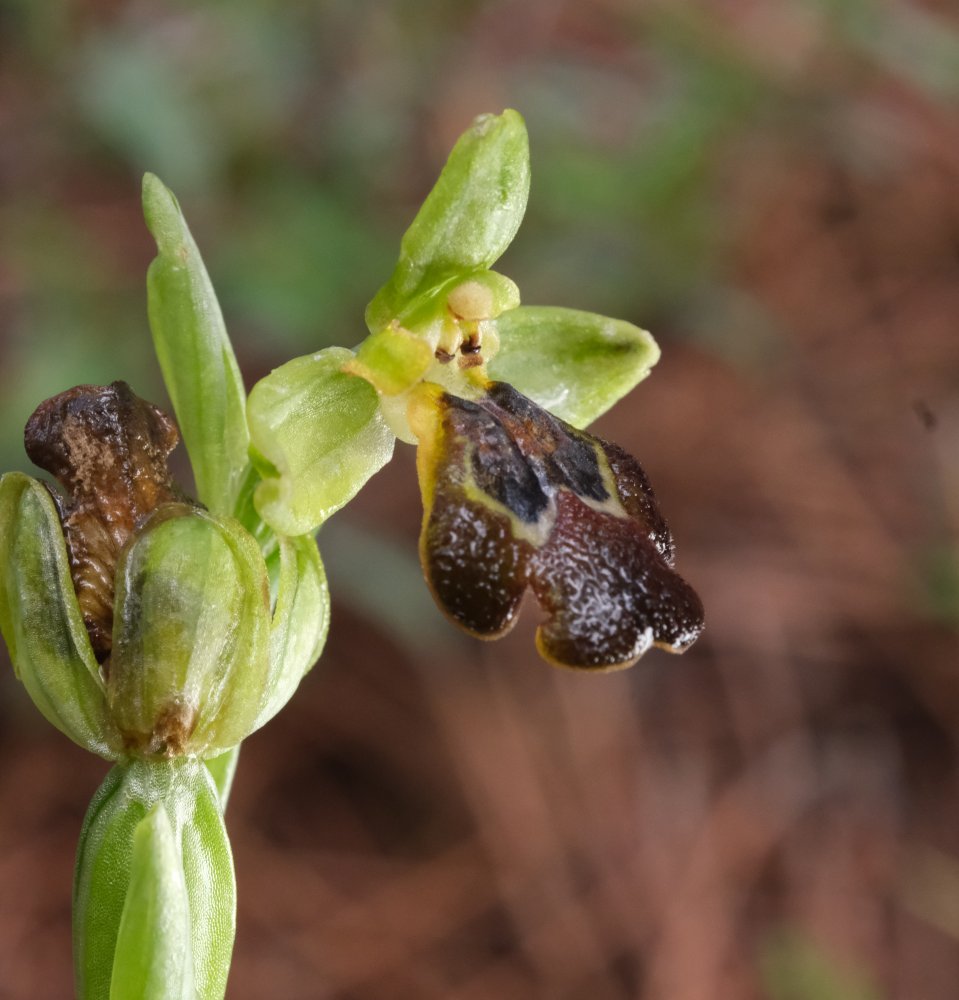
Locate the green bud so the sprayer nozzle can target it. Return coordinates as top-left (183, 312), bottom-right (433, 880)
top-left (487, 306), bottom-right (661, 428)
top-left (74, 758), bottom-right (234, 1000)
top-left (0, 472), bottom-right (121, 758)
top-left (247, 347), bottom-right (395, 536)
top-left (108, 505), bottom-right (272, 758)
top-left (365, 110), bottom-right (530, 333)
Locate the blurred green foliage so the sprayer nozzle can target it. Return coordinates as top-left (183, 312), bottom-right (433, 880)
top-left (920, 546), bottom-right (959, 627)
top-left (2, 0), bottom-right (958, 473)
top-left (760, 929), bottom-right (881, 1000)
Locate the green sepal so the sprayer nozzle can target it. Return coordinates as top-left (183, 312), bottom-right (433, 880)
top-left (110, 805), bottom-right (195, 999)
top-left (204, 746), bottom-right (240, 812)
top-left (487, 306), bottom-right (661, 428)
top-left (247, 347), bottom-right (395, 536)
top-left (365, 110), bottom-right (530, 333)
top-left (143, 173), bottom-right (251, 516)
top-left (0, 472), bottom-right (120, 758)
top-left (257, 533), bottom-right (329, 728)
top-left (74, 758), bottom-right (235, 1000)
top-left (108, 505), bottom-right (272, 758)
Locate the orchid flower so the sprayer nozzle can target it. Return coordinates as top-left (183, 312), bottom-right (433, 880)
top-left (247, 110), bottom-right (704, 669)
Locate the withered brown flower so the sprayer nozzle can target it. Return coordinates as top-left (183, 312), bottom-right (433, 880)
top-left (24, 381), bottom-right (185, 663)
top-left (409, 381), bottom-right (704, 670)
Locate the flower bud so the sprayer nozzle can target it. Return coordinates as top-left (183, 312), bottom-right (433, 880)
top-left (107, 503), bottom-right (271, 758)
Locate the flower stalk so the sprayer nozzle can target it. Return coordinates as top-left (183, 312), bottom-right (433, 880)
top-left (1, 176), bottom-right (329, 997)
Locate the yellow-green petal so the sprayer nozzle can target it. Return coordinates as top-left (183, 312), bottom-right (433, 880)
top-left (347, 324), bottom-right (435, 396)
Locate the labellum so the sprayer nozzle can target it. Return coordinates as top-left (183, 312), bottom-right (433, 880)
top-left (410, 380), bottom-right (704, 670)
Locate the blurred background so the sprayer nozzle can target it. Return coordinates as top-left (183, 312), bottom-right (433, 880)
top-left (1, 0), bottom-right (959, 997)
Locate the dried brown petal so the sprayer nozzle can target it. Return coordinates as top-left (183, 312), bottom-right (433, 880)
top-left (24, 381), bottom-right (183, 661)
top-left (411, 380), bottom-right (704, 670)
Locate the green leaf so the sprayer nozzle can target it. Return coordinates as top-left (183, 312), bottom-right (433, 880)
top-left (108, 506), bottom-right (272, 757)
top-left (487, 306), bottom-right (661, 428)
top-left (257, 533), bottom-right (329, 728)
top-left (110, 805), bottom-right (195, 1000)
top-left (143, 173), bottom-right (250, 516)
top-left (365, 109), bottom-right (530, 332)
top-left (74, 758), bottom-right (235, 1000)
top-left (247, 347), bottom-right (395, 536)
top-left (0, 472), bottom-right (120, 758)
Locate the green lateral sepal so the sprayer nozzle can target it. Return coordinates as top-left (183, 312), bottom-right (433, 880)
top-left (0, 472), bottom-right (120, 758)
top-left (365, 109), bottom-right (530, 333)
top-left (487, 306), bottom-right (661, 429)
top-left (257, 533), bottom-right (329, 728)
top-left (74, 758), bottom-right (235, 1000)
top-left (143, 173), bottom-right (251, 516)
top-left (247, 347), bottom-right (395, 536)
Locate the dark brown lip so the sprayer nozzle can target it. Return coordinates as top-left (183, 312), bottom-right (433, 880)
top-left (417, 381), bottom-right (704, 669)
